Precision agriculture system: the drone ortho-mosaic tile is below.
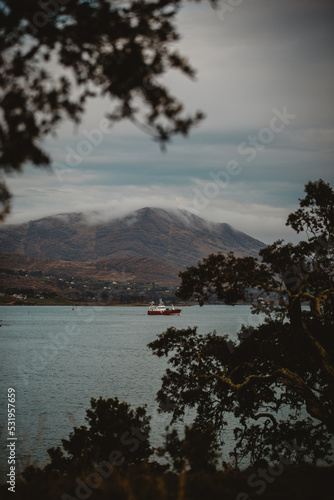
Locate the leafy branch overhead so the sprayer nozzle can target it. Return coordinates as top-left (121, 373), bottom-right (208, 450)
top-left (149, 180), bottom-right (334, 466)
top-left (0, 0), bottom-right (206, 218)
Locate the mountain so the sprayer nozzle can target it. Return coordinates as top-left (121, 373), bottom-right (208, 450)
top-left (0, 207), bottom-right (265, 273)
top-left (0, 252), bottom-right (180, 285)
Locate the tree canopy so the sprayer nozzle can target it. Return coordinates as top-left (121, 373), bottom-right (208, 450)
top-left (0, 0), bottom-right (206, 219)
top-left (25, 396), bottom-right (152, 478)
top-left (148, 179), bottom-right (334, 467)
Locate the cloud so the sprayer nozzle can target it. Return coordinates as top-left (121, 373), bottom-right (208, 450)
top-left (171, 0), bottom-right (334, 131)
top-left (2, 0), bottom-right (334, 246)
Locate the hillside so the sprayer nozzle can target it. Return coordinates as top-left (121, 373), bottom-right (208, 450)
top-left (0, 207), bottom-right (265, 269)
top-left (0, 252), bottom-right (180, 285)
top-left (0, 207), bottom-right (266, 302)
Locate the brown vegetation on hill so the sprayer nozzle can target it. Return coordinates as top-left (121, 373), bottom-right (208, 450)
top-left (0, 208), bottom-right (265, 297)
top-left (0, 208), bottom-right (265, 267)
top-left (0, 252), bottom-right (180, 286)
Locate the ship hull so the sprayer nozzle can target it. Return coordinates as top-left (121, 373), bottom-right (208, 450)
top-left (147, 309), bottom-right (181, 316)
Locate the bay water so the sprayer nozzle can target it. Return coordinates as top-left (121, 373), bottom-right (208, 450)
top-left (0, 304), bottom-right (262, 476)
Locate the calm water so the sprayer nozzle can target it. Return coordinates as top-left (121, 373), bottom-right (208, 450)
top-left (0, 305), bottom-right (262, 475)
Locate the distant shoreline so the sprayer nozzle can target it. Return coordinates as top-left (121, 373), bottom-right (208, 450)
top-left (0, 300), bottom-right (252, 307)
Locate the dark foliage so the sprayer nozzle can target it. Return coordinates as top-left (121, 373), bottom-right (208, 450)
top-left (31, 396), bottom-right (153, 477)
top-left (149, 180), bottom-right (334, 466)
top-left (1, 463), bottom-right (333, 499)
top-left (0, 0), bottom-right (207, 218)
top-left (158, 422), bottom-right (221, 473)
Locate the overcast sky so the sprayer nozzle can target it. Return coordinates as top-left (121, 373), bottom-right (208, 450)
top-left (4, 0), bottom-right (334, 244)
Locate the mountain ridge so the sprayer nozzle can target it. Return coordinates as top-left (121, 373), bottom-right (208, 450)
top-left (0, 207), bottom-right (266, 276)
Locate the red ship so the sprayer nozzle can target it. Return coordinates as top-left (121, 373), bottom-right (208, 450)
top-left (147, 300), bottom-right (181, 316)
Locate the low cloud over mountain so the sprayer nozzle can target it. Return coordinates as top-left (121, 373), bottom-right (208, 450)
top-left (0, 207), bottom-right (265, 277)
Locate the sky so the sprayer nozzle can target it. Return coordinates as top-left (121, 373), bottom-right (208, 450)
top-left (4, 0), bottom-right (334, 244)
